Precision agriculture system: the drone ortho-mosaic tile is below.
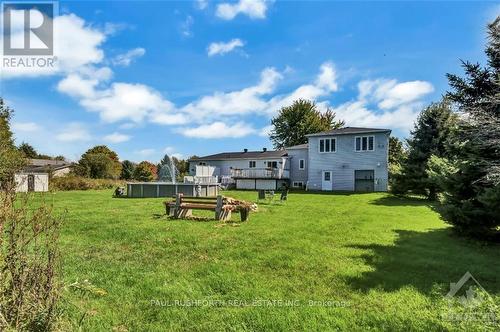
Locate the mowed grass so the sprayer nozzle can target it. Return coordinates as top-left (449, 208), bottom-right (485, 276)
top-left (42, 190), bottom-right (499, 331)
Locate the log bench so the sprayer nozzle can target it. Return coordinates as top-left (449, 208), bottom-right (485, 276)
top-left (164, 194), bottom-right (250, 221)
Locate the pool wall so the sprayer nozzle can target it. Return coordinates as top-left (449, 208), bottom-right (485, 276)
top-left (127, 183), bottom-right (219, 198)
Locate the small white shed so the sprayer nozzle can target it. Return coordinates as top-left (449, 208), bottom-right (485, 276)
top-left (15, 173), bottom-right (49, 192)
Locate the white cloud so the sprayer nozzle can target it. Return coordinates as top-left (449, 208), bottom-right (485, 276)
top-left (266, 62), bottom-right (339, 113)
top-left (216, 0), bottom-right (268, 20)
top-left (180, 15), bottom-right (194, 37)
top-left (331, 78), bottom-right (434, 132)
top-left (208, 39), bottom-right (245, 56)
top-left (136, 148), bottom-right (155, 157)
top-left (195, 0), bottom-right (208, 10)
top-left (103, 132), bottom-right (131, 143)
top-left (259, 125), bottom-right (273, 137)
top-left (1, 13), bottom-right (107, 78)
top-left (181, 67), bottom-right (282, 119)
top-left (58, 77), bottom-right (187, 125)
top-left (359, 79), bottom-right (434, 110)
top-left (56, 123), bottom-right (91, 142)
top-left (112, 48), bottom-right (145, 66)
top-left (179, 122), bottom-right (256, 139)
top-left (57, 74), bottom-right (99, 99)
top-left (12, 122), bottom-right (40, 132)
top-left (162, 146), bottom-right (183, 159)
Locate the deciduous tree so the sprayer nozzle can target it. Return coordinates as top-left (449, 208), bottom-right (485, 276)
top-left (270, 99), bottom-right (345, 149)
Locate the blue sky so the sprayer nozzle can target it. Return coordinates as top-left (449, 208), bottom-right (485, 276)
top-left (1, 0), bottom-right (498, 162)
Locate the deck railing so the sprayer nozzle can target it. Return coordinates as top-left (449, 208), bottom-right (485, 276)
top-left (230, 168), bottom-right (289, 179)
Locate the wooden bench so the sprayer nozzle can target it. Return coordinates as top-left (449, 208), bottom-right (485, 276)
top-left (164, 194), bottom-right (251, 221)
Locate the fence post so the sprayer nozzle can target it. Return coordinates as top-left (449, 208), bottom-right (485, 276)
top-left (174, 193), bottom-right (183, 218)
top-left (215, 195), bottom-right (223, 220)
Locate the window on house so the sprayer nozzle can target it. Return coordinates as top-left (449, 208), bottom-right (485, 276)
top-left (249, 161), bottom-right (256, 168)
top-left (198, 162), bottom-right (207, 166)
top-left (324, 172), bottom-right (331, 181)
top-left (355, 136), bottom-right (375, 151)
top-left (319, 138), bottom-right (336, 153)
top-left (293, 181), bottom-right (304, 188)
top-left (299, 159), bottom-right (305, 170)
top-left (266, 161), bottom-right (278, 168)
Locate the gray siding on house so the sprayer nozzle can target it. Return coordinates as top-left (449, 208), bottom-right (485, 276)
top-left (287, 148), bottom-right (308, 185)
top-left (307, 132), bottom-right (389, 191)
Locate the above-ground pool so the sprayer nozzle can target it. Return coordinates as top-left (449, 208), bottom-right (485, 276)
top-left (127, 182), bottom-right (219, 198)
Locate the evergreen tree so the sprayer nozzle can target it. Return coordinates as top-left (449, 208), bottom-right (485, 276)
top-left (438, 17), bottom-right (500, 239)
top-left (120, 160), bottom-right (136, 180)
top-left (392, 101), bottom-right (457, 199)
top-left (270, 99), bottom-right (345, 149)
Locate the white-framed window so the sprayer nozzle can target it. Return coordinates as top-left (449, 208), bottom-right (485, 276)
top-left (355, 136), bottom-right (375, 152)
top-left (292, 181), bottom-right (304, 188)
top-left (319, 138), bottom-right (336, 153)
top-left (249, 160), bottom-right (256, 168)
top-left (198, 162), bottom-right (207, 166)
top-left (299, 159), bottom-right (305, 170)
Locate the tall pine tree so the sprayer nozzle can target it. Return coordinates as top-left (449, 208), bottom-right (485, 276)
top-left (438, 17), bottom-right (500, 239)
top-left (392, 100), bottom-right (456, 199)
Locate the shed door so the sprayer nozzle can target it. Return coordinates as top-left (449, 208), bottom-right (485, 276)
top-left (355, 170), bottom-right (374, 192)
top-left (27, 175), bottom-right (35, 192)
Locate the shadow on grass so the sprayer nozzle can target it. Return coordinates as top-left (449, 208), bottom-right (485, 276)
top-left (369, 195), bottom-right (434, 207)
top-left (346, 229), bottom-right (500, 295)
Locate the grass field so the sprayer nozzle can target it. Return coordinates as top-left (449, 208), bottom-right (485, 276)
top-left (46, 190), bottom-right (499, 331)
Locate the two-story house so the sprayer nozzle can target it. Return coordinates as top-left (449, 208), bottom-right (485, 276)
top-left (189, 127), bottom-right (391, 192)
top-left (289, 127), bottom-right (391, 191)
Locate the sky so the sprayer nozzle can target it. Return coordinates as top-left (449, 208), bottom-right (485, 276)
top-left (1, 0), bottom-right (498, 162)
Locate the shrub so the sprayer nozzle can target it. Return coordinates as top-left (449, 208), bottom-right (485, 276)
top-left (0, 192), bottom-right (63, 331)
top-left (50, 176), bottom-right (124, 191)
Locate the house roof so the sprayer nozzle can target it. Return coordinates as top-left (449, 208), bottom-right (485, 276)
top-left (21, 159), bottom-right (72, 173)
top-left (189, 150), bottom-right (288, 162)
top-left (286, 143), bottom-right (309, 150)
top-left (305, 127), bottom-right (391, 137)
top-left (29, 158), bottom-right (70, 166)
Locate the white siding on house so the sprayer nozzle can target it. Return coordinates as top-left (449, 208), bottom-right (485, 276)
top-left (307, 132), bottom-right (389, 191)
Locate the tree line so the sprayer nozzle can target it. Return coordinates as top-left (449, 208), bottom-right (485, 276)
top-left (70, 145), bottom-right (192, 183)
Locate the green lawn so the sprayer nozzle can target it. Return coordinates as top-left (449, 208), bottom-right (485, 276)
top-left (46, 190), bottom-right (499, 331)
